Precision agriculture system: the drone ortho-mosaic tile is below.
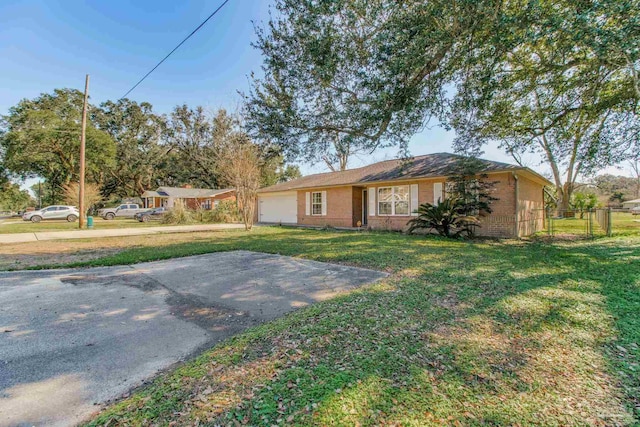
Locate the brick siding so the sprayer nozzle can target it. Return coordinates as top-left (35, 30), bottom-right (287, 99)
top-left (297, 187), bottom-right (355, 227)
top-left (288, 171), bottom-right (544, 237)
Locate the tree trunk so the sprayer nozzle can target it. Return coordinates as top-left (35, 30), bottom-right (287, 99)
top-left (557, 182), bottom-right (574, 212)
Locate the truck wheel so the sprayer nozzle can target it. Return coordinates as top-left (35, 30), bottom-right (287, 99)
top-left (67, 214), bottom-right (78, 222)
top-left (31, 215), bottom-right (42, 223)
top-left (141, 215), bottom-right (150, 222)
top-left (105, 213), bottom-right (115, 220)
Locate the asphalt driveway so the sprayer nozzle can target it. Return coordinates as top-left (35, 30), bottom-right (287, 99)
top-left (0, 251), bottom-right (386, 427)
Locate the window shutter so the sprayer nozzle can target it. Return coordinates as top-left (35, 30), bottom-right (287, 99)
top-left (410, 184), bottom-right (419, 216)
top-left (368, 187), bottom-right (376, 217)
top-left (321, 191), bottom-right (327, 216)
top-left (305, 192), bottom-right (310, 216)
top-left (433, 182), bottom-right (443, 205)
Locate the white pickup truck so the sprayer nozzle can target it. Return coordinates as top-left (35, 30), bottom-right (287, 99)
top-left (98, 204), bottom-right (148, 220)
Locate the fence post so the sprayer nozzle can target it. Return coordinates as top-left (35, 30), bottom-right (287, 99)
top-left (546, 207), bottom-right (552, 236)
top-left (607, 207), bottom-right (612, 237)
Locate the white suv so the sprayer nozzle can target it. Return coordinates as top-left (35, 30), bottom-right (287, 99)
top-left (23, 206), bottom-right (80, 223)
top-left (632, 206), bottom-right (640, 216)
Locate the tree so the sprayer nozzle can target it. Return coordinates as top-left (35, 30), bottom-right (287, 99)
top-left (630, 160), bottom-right (640, 198)
top-left (243, 0), bottom-right (506, 167)
top-left (571, 192), bottom-right (598, 219)
top-left (218, 134), bottom-right (262, 231)
top-left (259, 151), bottom-right (302, 187)
top-left (0, 182), bottom-right (32, 212)
top-left (62, 182), bottom-right (103, 214)
top-left (594, 174), bottom-right (638, 202)
top-left (609, 191), bottom-right (625, 206)
top-left (446, 157), bottom-right (498, 225)
top-left (453, 60), bottom-right (636, 210)
top-left (452, 0), bottom-right (639, 210)
top-left (30, 181), bottom-right (53, 208)
top-left (246, 0), bottom-right (638, 199)
top-left (93, 99), bottom-right (167, 198)
top-left (162, 106), bottom-right (231, 189)
top-left (0, 89), bottom-right (116, 203)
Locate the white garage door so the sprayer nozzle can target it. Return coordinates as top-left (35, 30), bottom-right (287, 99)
top-left (258, 192), bottom-right (298, 224)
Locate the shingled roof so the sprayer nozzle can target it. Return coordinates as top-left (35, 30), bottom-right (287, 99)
top-left (156, 187), bottom-right (234, 198)
top-left (259, 152), bottom-right (535, 193)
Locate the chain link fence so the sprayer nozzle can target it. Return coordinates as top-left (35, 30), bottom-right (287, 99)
top-left (532, 208), bottom-right (614, 238)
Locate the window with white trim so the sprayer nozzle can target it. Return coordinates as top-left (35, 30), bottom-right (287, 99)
top-left (311, 192), bottom-right (323, 215)
top-left (378, 185), bottom-right (410, 216)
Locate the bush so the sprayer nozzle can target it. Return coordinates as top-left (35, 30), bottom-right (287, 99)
top-left (193, 201), bottom-right (241, 223)
top-left (570, 192), bottom-right (599, 219)
top-left (407, 197), bottom-right (481, 238)
top-left (161, 200), bottom-right (193, 225)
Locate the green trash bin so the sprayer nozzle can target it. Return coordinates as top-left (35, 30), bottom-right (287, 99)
top-left (87, 216), bottom-right (94, 229)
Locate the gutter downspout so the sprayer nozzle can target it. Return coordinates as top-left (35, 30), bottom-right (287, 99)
top-left (513, 173), bottom-right (520, 238)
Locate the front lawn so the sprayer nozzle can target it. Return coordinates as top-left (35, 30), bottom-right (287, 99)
top-left (59, 227), bottom-right (640, 426)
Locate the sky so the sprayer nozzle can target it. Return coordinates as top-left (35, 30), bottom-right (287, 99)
top-left (0, 0), bottom-right (632, 192)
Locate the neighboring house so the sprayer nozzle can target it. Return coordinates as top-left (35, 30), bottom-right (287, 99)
top-left (622, 198), bottom-right (640, 210)
top-left (141, 185), bottom-right (235, 210)
top-left (256, 152), bottom-right (552, 238)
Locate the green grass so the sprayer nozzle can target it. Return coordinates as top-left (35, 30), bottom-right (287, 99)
top-left (0, 217), bottom-right (170, 234)
top-left (540, 211), bottom-right (639, 238)
top-left (56, 226), bottom-right (638, 426)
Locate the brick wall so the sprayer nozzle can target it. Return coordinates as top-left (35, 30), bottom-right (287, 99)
top-left (366, 179), bottom-right (445, 231)
top-left (290, 172), bottom-right (544, 237)
top-left (297, 187), bottom-right (355, 227)
top-left (477, 172), bottom-right (517, 238)
top-left (183, 192), bottom-right (236, 210)
top-left (365, 173), bottom-right (524, 238)
top-left (517, 176), bottom-right (545, 237)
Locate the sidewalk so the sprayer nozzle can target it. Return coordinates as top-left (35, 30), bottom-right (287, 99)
top-left (0, 223), bottom-right (247, 244)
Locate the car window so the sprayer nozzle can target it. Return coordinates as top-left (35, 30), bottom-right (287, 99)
top-left (57, 207), bottom-right (68, 211)
top-left (45, 207), bottom-right (57, 211)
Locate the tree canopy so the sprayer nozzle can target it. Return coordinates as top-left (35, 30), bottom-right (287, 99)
top-left (93, 99), bottom-right (167, 198)
top-left (1, 89), bottom-right (302, 206)
top-left (245, 0), bottom-right (639, 201)
top-left (243, 0), bottom-right (508, 168)
top-left (0, 89), bottom-right (116, 202)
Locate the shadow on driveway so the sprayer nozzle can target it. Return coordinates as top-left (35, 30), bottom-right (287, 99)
top-left (0, 251), bottom-right (386, 427)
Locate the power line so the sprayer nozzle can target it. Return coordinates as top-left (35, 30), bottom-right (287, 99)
top-left (119, 0), bottom-right (232, 100)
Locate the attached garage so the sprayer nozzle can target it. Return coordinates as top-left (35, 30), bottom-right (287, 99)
top-left (258, 192), bottom-right (298, 224)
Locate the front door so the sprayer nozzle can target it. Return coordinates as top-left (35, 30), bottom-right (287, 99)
top-left (362, 190), bottom-right (368, 225)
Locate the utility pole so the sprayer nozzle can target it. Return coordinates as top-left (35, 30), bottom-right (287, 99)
top-left (79, 74), bottom-right (89, 229)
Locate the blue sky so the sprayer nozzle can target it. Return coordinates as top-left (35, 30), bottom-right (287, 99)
top-left (0, 0), bottom-right (628, 191)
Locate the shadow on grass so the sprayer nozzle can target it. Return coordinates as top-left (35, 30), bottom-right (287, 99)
top-left (72, 228), bottom-right (639, 425)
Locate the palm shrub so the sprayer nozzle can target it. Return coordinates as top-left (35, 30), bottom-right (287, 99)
top-left (407, 197), bottom-right (481, 238)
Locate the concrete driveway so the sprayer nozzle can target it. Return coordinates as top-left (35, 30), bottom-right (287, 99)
top-left (0, 251), bottom-right (386, 427)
